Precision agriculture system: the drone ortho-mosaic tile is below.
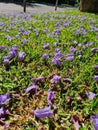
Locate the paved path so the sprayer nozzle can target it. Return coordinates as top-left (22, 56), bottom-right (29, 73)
top-left (0, 2), bottom-right (67, 14)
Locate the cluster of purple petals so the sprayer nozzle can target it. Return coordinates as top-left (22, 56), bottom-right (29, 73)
top-left (2, 44), bottom-right (26, 65)
top-left (75, 28), bottom-right (86, 36)
top-left (91, 114), bottom-right (98, 130)
top-left (3, 56), bottom-right (10, 65)
top-left (52, 49), bottom-right (65, 66)
top-left (54, 20), bottom-right (62, 28)
top-left (50, 75), bottom-right (61, 84)
top-left (0, 45), bottom-right (6, 51)
top-left (64, 20), bottom-right (71, 27)
top-left (0, 93), bottom-right (11, 123)
top-left (70, 46), bottom-right (77, 53)
top-left (91, 26), bottom-right (98, 32)
top-left (42, 53), bottom-right (49, 60)
top-left (9, 45), bottom-right (18, 58)
top-left (18, 52), bottom-right (26, 62)
top-left (86, 91), bottom-right (96, 100)
top-left (43, 42), bottom-right (50, 49)
top-left (66, 53), bottom-right (74, 61)
top-left (54, 29), bottom-right (60, 35)
top-left (5, 35), bottom-right (12, 41)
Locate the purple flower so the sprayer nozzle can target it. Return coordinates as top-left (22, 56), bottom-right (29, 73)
top-left (0, 107), bottom-right (6, 118)
top-left (9, 45), bottom-right (18, 58)
top-left (70, 46), bottom-right (77, 53)
top-left (91, 48), bottom-right (98, 52)
top-left (0, 92), bottom-right (10, 105)
top-left (73, 41), bottom-right (78, 45)
top-left (47, 90), bottom-right (55, 106)
top-left (9, 50), bottom-right (17, 58)
top-left (3, 56), bottom-right (10, 65)
top-left (43, 43), bottom-right (50, 49)
top-left (52, 57), bottom-right (62, 66)
top-left (86, 92), bottom-right (96, 100)
top-left (42, 53), bottom-right (49, 60)
top-left (91, 114), bottom-right (98, 130)
top-left (94, 65), bottom-right (98, 69)
top-left (19, 27), bottom-right (24, 32)
top-left (52, 51), bottom-right (64, 66)
top-left (87, 42), bottom-right (94, 46)
top-left (51, 75), bottom-right (61, 84)
top-left (18, 52), bottom-right (26, 62)
top-left (5, 35), bottom-right (12, 41)
top-left (0, 45), bottom-right (6, 51)
top-left (54, 29), bottom-right (60, 35)
top-left (94, 75), bottom-right (98, 81)
top-left (56, 48), bottom-right (61, 53)
top-left (63, 78), bottom-right (71, 83)
top-left (54, 52), bottom-right (65, 59)
top-left (66, 54), bottom-right (74, 61)
top-left (55, 20), bottom-right (62, 27)
top-left (33, 106), bottom-right (53, 118)
top-left (71, 117), bottom-right (80, 130)
top-left (31, 76), bottom-right (45, 83)
top-left (23, 84), bottom-right (38, 95)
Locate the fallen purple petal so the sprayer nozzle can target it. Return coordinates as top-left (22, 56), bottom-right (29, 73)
top-left (86, 91), bottom-right (96, 100)
top-left (0, 92), bottom-right (10, 105)
top-left (91, 114), bottom-right (98, 130)
top-left (33, 106), bottom-right (53, 118)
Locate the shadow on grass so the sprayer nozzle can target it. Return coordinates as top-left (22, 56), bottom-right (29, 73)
top-left (0, 0), bottom-right (77, 9)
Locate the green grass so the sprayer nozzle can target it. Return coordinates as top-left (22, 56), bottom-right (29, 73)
top-left (0, 9), bottom-right (98, 129)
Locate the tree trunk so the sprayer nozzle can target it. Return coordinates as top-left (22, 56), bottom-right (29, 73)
top-left (55, 0), bottom-right (58, 11)
top-left (23, 0), bottom-right (26, 13)
top-left (80, 0), bottom-right (98, 13)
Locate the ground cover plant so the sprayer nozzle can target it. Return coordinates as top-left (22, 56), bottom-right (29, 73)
top-left (0, 9), bottom-right (98, 130)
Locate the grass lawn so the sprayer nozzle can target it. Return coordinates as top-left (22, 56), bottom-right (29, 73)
top-left (0, 9), bottom-right (98, 130)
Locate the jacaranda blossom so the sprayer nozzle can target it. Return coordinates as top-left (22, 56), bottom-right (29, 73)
top-left (70, 46), bottom-right (77, 53)
top-left (23, 84), bottom-right (38, 95)
top-left (47, 90), bottom-right (55, 106)
top-left (51, 75), bottom-right (61, 84)
top-left (43, 43), bottom-right (50, 49)
top-left (52, 57), bottom-right (62, 66)
top-left (94, 75), bottom-right (98, 81)
top-left (0, 92), bottom-right (10, 105)
top-left (86, 92), bottom-right (96, 100)
top-left (9, 45), bottom-right (18, 58)
top-left (0, 45), bottom-right (6, 51)
top-left (31, 76), bottom-right (45, 84)
top-left (91, 48), bottom-right (98, 52)
top-left (18, 52), bottom-right (26, 62)
top-left (94, 65), bottom-right (98, 69)
top-left (63, 78), bottom-right (71, 83)
top-left (42, 53), bottom-right (49, 60)
top-left (52, 51), bottom-right (64, 66)
top-left (0, 107), bottom-right (6, 118)
top-left (91, 114), bottom-right (98, 130)
top-left (3, 56), bottom-right (10, 65)
top-left (33, 106), bottom-right (53, 118)
top-left (66, 54), bottom-right (74, 61)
